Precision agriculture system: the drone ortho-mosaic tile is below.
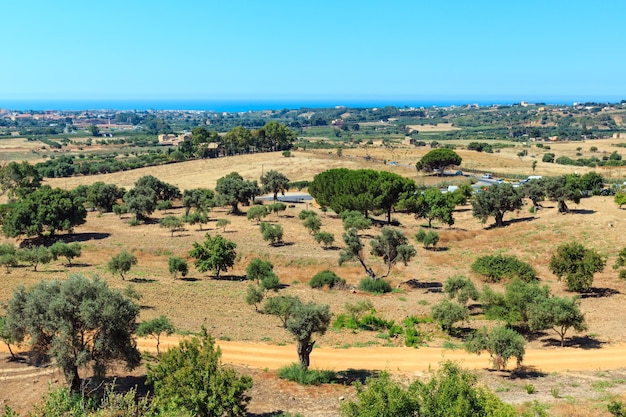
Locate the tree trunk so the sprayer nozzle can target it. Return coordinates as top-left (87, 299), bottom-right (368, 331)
top-left (68, 366), bottom-right (81, 393)
top-left (387, 208), bottom-right (391, 224)
top-left (297, 339), bottom-right (314, 370)
top-left (558, 200), bottom-right (569, 213)
top-left (494, 212), bottom-right (504, 227)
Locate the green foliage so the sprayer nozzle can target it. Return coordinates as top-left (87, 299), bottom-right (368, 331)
top-left (313, 232), bottom-right (335, 248)
top-left (309, 169), bottom-right (415, 223)
top-left (309, 270), bottom-right (346, 289)
top-left (184, 210), bottom-right (209, 231)
top-left (264, 295), bottom-right (302, 327)
top-left (246, 205), bottom-right (269, 223)
top-left (608, 400), bottom-right (626, 417)
top-left (182, 188), bottom-right (214, 216)
top-left (246, 258), bottom-right (275, 284)
top-left (107, 250), bottom-right (138, 280)
top-left (481, 279), bottom-right (551, 326)
top-left (0, 161), bottom-right (42, 200)
top-left (302, 214), bottom-right (322, 234)
top-left (298, 209), bottom-right (317, 220)
top-left (431, 299), bottom-right (469, 333)
top-left (0, 243), bottom-right (17, 273)
top-left (415, 148), bottom-right (463, 174)
top-left (528, 296), bottom-right (587, 347)
top-left (341, 362), bottom-right (516, 417)
top-left (267, 202), bottom-right (287, 216)
top-left (471, 183), bottom-right (524, 227)
top-left (113, 204), bottom-right (128, 217)
top-left (156, 199), bottom-right (174, 212)
top-left (168, 256), bottom-right (188, 279)
top-left (135, 175), bottom-right (181, 202)
top-left (160, 215), bottom-right (184, 237)
top-left (615, 247), bottom-right (626, 279)
top-left (260, 222), bottom-right (284, 245)
top-left (285, 300), bottom-right (332, 369)
top-left (245, 284), bottom-right (265, 312)
top-left (542, 153), bottom-right (555, 163)
top-left (277, 363), bottom-right (336, 385)
top-left (543, 174), bottom-right (585, 213)
top-left (260, 170), bottom-right (290, 201)
top-left (404, 188), bottom-right (455, 227)
top-left (86, 181), bottom-right (124, 213)
top-left (147, 328), bottom-right (252, 417)
top-left (123, 185), bottom-right (157, 222)
top-left (549, 241), bottom-right (605, 292)
top-left (215, 172), bottom-right (260, 214)
top-left (216, 218), bottom-right (230, 232)
top-left (443, 275), bottom-right (479, 305)
top-left (137, 315), bottom-right (175, 356)
top-left (471, 254), bottom-right (536, 282)
top-left (415, 229), bottom-right (440, 249)
top-left (49, 241), bottom-right (82, 266)
top-left (189, 234), bottom-right (237, 277)
top-left (17, 245), bottom-right (52, 271)
top-left (358, 278), bottom-right (392, 294)
top-left (4, 274), bottom-right (140, 392)
top-left (340, 210), bottom-right (372, 231)
top-left (2, 185), bottom-right (87, 238)
top-left (615, 192), bottom-right (626, 208)
top-left (465, 326), bottom-right (526, 370)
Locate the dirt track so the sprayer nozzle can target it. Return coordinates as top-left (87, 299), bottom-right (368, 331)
top-left (136, 336), bottom-right (626, 373)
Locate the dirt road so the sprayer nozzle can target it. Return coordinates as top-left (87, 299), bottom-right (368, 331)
top-left (137, 336), bottom-right (626, 373)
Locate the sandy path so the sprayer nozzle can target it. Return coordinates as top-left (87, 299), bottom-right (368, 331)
top-left (136, 336), bottom-right (626, 373)
top-left (2, 336), bottom-right (623, 373)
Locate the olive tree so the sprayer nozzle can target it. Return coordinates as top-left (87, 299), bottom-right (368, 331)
top-left (3, 274), bottom-right (141, 392)
top-left (471, 183), bottom-right (523, 227)
top-left (528, 296), bottom-right (587, 347)
top-left (189, 233), bottom-right (237, 277)
top-left (549, 242), bottom-right (605, 292)
top-left (137, 315), bottom-right (176, 356)
top-left (340, 226), bottom-right (415, 280)
top-left (260, 169), bottom-right (290, 201)
top-left (465, 326), bottom-right (526, 370)
top-left (107, 250), bottom-right (138, 280)
top-left (285, 299), bottom-right (331, 370)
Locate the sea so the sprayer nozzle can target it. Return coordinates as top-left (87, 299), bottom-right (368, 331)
top-left (0, 98), bottom-right (574, 113)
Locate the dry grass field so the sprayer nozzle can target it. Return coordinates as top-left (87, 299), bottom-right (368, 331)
top-left (1, 144), bottom-right (626, 415)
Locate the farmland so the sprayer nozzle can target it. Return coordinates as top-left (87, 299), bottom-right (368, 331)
top-left (1, 117), bottom-right (626, 415)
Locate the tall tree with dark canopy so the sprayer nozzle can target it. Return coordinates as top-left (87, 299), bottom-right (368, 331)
top-left (260, 169), bottom-right (290, 201)
top-left (123, 186), bottom-right (157, 221)
top-left (257, 121), bottom-right (296, 151)
top-left (135, 175), bottom-right (181, 202)
top-left (471, 183), bottom-right (523, 227)
top-left (215, 172), bottom-right (260, 214)
top-left (415, 148), bottom-right (462, 175)
top-left (285, 299), bottom-right (331, 369)
top-left (86, 181), bottom-right (124, 212)
top-left (3, 274), bottom-right (141, 392)
top-left (2, 185), bottom-right (86, 238)
top-left (549, 242), bottom-right (605, 292)
top-left (544, 174), bottom-right (583, 213)
top-left (0, 161), bottom-right (42, 200)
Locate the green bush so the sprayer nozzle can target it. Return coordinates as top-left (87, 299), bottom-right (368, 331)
top-left (332, 313), bottom-right (359, 330)
top-left (277, 363), bottom-right (336, 385)
top-left (309, 270), bottom-right (345, 289)
top-left (471, 254), bottom-right (536, 282)
top-left (358, 278), bottom-right (392, 294)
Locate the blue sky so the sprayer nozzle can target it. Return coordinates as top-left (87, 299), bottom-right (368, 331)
top-left (1, 0), bottom-right (625, 105)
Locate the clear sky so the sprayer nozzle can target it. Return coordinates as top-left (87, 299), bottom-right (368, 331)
top-left (1, 0), bottom-right (625, 104)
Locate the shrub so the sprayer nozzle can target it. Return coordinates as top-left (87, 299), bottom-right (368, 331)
top-left (444, 275), bottom-right (479, 305)
top-left (309, 270), bottom-right (345, 289)
top-left (465, 326), bottom-right (526, 370)
top-left (542, 153), bottom-right (555, 163)
top-left (358, 278), bottom-right (392, 294)
top-left (277, 363), bottom-right (336, 385)
top-left (431, 299), bottom-right (469, 333)
top-left (246, 205), bottom-right (268, 223)
top-left (168, 256), bottom-right (188, 279)
top-left (549, 242), bottom-right (605, 292)
top-left (416, 229), bottom-right (439, 249)
top-left (260, 222), bottom-right (283, 245)
top-left (303, 214), bottom-right (321, 234)
top-left (471, 254), bottom-right (536, 282)
top-left (313, 232), bottom-right (334, 248)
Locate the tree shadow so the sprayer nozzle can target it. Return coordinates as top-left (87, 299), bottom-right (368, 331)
top-left (271, 242), bottom-right (294, 247)
top-left (67, 262), bottom-right (91, 268)
top-left (20, 232), bottom-right (111, 247)
top-left (129, 278), bottom-right (157, 284)
top-left (506, 366), bottom-right (548, 380)
top-left (570, 209), bottom-right (596, 215)
top-left (322, 245), bottom-right (340, 251)
top-left (248, 412), bottom-right (290, 417)
top-left (580, 287), bottom-right (620, 299)
top-left (100, 374), bottom-right (151, 397)
top-left (542, 335), bottom-right (604, 350)
top-left (485, 216), bottom-right (535, 230)
top-left (335, 369), bottom-right (378, 385)
top-left (424, 246), bottom-right (449, 252)
top-left (140, 305), bottom-right (155, 310)
top-left (179, 277), bottom-right (201, 282)
top-left (400, 279), bottom-right (443, 293)
top-left (211, 274), bottom-right (247, 282)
